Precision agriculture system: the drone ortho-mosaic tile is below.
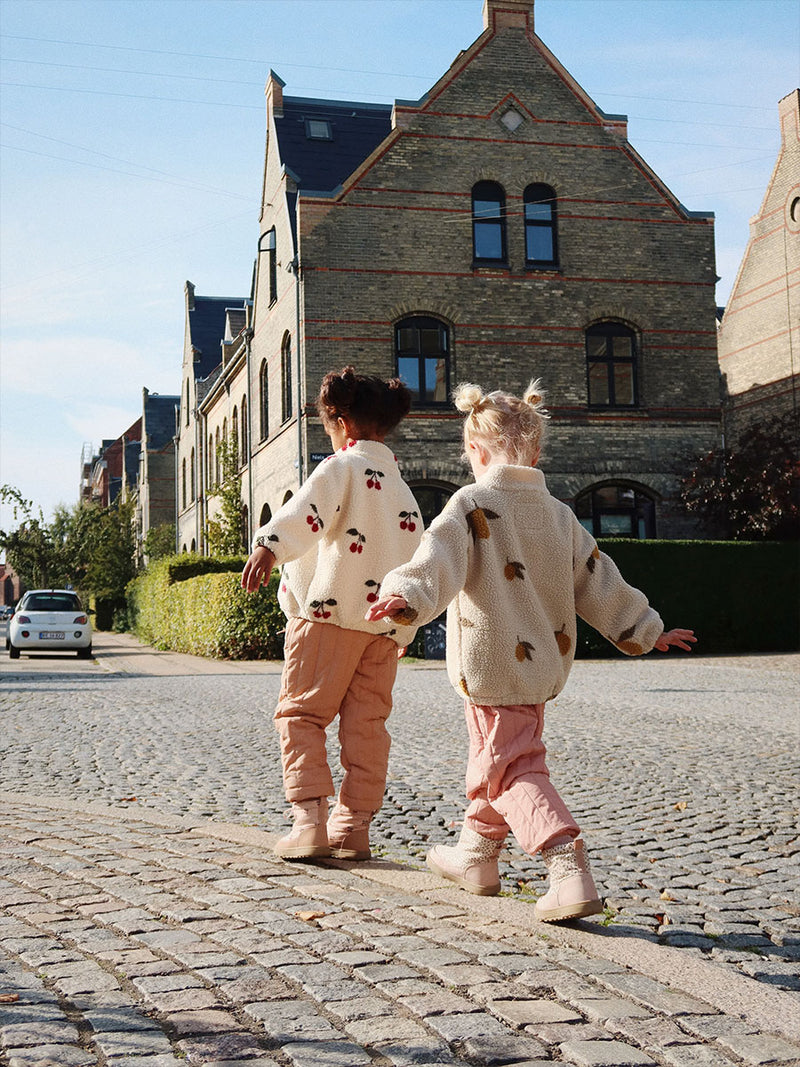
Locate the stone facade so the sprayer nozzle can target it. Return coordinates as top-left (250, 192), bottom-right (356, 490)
top-left (717, 89), bottom-right (800, 445)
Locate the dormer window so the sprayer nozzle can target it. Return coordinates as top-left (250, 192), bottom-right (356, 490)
top-left (305, 118), bottom-right (332, 141)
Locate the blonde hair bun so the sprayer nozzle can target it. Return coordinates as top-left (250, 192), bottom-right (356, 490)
top-left (455, 379), bottom-right (549, 466)
top-left (523, 378), bottom-right (546, 411)
top-left (453, 382), bottom-right (485, 415)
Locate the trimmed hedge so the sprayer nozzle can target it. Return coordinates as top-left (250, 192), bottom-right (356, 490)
top-left (576, 540), bottom-right (799, 656)
top-left (127, 555), bottom-right (284, 659)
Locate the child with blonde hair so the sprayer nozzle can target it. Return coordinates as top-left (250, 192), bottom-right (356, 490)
top-left (368, 380), bottom-right (694, 921)
top-left (242, 366), bottom-right (423, 862)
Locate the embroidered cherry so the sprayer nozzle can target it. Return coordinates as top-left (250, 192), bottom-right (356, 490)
top-left (305, 504), bottom-right (323, 532)
top-left (399, 510), bottom-right (419, 532)
top-left (347, 528), bottom-right (366, 553)
top-left (365, 468), bottom-right (384, 490)
top-left (365, 579), bottom-right (381, 603)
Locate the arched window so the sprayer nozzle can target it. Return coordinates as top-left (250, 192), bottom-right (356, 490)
top-left (396, 316), bottom-right (449, 405)
top-left (214, 427), bottom-right (221, 484)
top-left (181, 458), bottom-right (186, 510)
top-left (232, 407), bottom-right (239, 467)
top-left (190, 538), bottom-right (196, 553)
top-left (241, 395), bottom-right (248, 462)
top-left (185, 378), bottom-right (190, 426)
top-left (282, 490), bottom-right (293, 505)
top-left (575, 483), bottom-right (656, 539)
top-left (190, 447), bottom-right (195, 501)
top-left (472, 181), bottom-right (507, 264)
top-left (259, 360), bottom-right (269, 441)
top-left (259, 503), bottom-right (272, 526)
top-left (281, 334), bottom-right (293, 422)
top-left (408, 482), bottom-right (457, 528)
top-left (207, 433), bottom-right (213, 490)
top-left (259, 228), bottom-right (277, 306)
top-left (586, 322), bottom-right (639, 407)
top-left (240, 505), bottom-right (249, 551)
top-left (524, 183), bottom-right (558, 268)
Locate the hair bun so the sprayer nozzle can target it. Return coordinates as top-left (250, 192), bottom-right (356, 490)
top-left (453, 382), bottom-right (485, 415)
top-left (523, 379), bottom-right (546, 410)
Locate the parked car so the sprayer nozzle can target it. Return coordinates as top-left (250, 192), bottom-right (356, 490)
top-left (0, 605), bottom-right (14, 619)
top-left (7, 589), bottom-right (92, 659)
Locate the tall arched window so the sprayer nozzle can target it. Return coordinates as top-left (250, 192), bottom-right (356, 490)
top-left (524, 183), bottom-right (558, 267)
top-left (472, 181), bottom-right (507, 263)
top-left (281, 334), bottom-right (293, 422)
top-left (185, 378), bottom-right (190, 426)
top-left (259, 503), bottom-right (272, 527)
top-left (207, 434), bottom-right (213, 490)
top-left (181, 458), bottom-right (186, 510)
top-left (259, 360), bottom-right (269, 441)
top-left (586, 322), bottom-right (639, 407)
top-left (214, 427), bottom-right (221, 484)
top-left (241, 395), bottom-right (248, 462)
top-left (259, 228), bottom-right (277, 306)
top-left (575, 484), bottom-right (656, 539)
top-left (232, 407), bottom-right (239, 467)
top-left (190, 447), bottom-right (195, 501)
top-left (395, 316), bottom-right (449, 405)
top-left (409, 482), bottom-right (457, 528)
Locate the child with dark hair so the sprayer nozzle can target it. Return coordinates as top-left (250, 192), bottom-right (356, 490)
top-left (242, 366), bottom-right (422, 861)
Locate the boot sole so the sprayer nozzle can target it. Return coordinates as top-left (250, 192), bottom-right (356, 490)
top-left (427, 853), bottom-right (500, 896)
top-left (329, 847), bottom-right (371, 861)
top-left (273, 845), bottom-right (331, 860)
top-left (535, 898), bottom-right (604, 922)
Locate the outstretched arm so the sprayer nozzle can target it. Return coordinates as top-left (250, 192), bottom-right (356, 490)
top-left (241, 546), bottom-right (276, 593)
top-left (654, 628), bottom-right (696, 652)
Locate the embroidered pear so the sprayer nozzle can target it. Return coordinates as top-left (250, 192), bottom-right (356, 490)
top-left (554, 624), bottom-right (571, 656)
top-left (586, 546), bottom-right (600, 573)
top-left (466, 505), bottom-right (499, 542)
top-left (515, 637), bottom-right (535, 662)
top-left (504, 559), bottom-right (526, 581)
top-left (616, 625), bottom-right (644, 656)
top-left (459, 676), bottom-right (470, 697)
top-left (393, 605), bottom-right (419, 626)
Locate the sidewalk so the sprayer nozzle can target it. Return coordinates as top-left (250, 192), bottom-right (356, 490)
top-left (2, 791), bottom-right (799, 1067)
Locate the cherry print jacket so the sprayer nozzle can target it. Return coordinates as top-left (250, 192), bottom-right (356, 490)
top-left (380, 465), bottom-right (663, 705)
top-left (252, 439), bottom-right (423, 645)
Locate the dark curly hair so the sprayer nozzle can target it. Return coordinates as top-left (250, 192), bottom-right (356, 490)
top-left (317, 366), bottom-right (412, 437)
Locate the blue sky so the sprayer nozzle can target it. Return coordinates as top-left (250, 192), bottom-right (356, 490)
top-left (1, 0), bottom-right (798, 527)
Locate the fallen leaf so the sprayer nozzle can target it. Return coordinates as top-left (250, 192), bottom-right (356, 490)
top-left (295, 910), bottom-right (326, 922)
top-left (660, 891), bottom-right (676, 901)
top-left (673, 801), bottom-right (688, 811)
top-left (0, 994), bottom-right (19, 1003)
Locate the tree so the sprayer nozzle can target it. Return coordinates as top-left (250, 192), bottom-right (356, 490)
top-left (680, 413), bottom-right (800, 540)
top-left (0, 486), bottom-right (72, 589)
top-left (142, 523), bottom-right (177, 562)
top-left (206, 435), bottom-right (246, 556)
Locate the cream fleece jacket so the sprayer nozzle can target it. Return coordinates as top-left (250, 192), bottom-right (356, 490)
top-left (381, 465), bottom-right (664, 704)
top-left (252, 439), bottom-right (423, 645)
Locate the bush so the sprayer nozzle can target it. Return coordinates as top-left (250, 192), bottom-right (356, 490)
top-left (576, 540), bottom-right (799, 656)
top-left (127, 554), bottom-right (284, 659)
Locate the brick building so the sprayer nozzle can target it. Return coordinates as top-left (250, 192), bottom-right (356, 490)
top-left (179, 0), bottom-right (721, 547)
top-left (84, 419), bottom-right (143, 508)
top-left (717, 89), bottom-right (799, 445)
top-left (133, 388), bottom-right (180, 563)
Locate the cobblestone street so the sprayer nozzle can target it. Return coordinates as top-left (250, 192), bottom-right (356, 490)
top-left (1, 633), bottom-right (798, 1066)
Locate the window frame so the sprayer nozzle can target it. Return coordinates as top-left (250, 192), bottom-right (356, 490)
top-left (472, 180), bottom-right (507, 266)
top-left (281, 334), bottom-right (293, 423)
top-left (395, 316), bottom-right (451, 408)
top-left (524, 183), bottom-right (558, 269)
top-left (259, 360), bottom-right (269, 441)
top-left (585, 321), bottom-right (640, 408)
top-left (575, 483), bottom-right (656, 540)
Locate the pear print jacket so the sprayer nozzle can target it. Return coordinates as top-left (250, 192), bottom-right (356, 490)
top-left (252, 439), bottom-right (423, 646)
top-left (380, 465), bottom-right (664, 704)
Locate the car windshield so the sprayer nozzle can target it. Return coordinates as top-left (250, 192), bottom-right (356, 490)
top-left (24, 593), bottom-right (82, 613)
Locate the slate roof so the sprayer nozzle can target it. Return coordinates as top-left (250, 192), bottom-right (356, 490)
top-left (143, 394), bottom-right (180, 451)
top-left (189, 295), bottom-right (247, 379)
top-left (275, 97), bottom-right (393, 195)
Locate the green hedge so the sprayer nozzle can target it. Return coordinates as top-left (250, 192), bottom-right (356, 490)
top-left (127, 555), bottom-right (285, 659)
top-left (576, 540), bottom-right (799, 656)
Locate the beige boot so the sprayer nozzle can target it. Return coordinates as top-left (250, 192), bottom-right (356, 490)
top-left (426, 825), bottom-right (502, 896)
top-left (274, 798), bottom-right (330, 860)
top-left (534, 838), bottom-right (603, 922)
top-left (327, 804), bottom-right (372, 860)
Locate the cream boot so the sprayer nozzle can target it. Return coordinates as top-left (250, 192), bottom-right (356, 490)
top-left (534, 838), bottom-right (603, 922)
top-left (426, 825), bottom-right (502, 896)
top-left (274, 798), bottom-right (330, 860)
top-left (327, 804), bottom-right (372, 860)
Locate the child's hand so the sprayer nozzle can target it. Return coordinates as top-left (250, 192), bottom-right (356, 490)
top-left (654, 628), bottom-right (696, 652)
top-left (241, 546), bottom-right (275, 593)
top-left (365, 595), bottom-right (408, 621)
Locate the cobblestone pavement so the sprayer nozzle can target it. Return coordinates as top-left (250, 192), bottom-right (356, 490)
top-left (1, 634), bottom-right (799, 1066)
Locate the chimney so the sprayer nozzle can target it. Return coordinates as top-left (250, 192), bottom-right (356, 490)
top-left (482, 0), bottom-right (534, 32)
top-left (778, 89), bottom-right (799, 146)
top-left (266, 69), bottom-right (285, 119)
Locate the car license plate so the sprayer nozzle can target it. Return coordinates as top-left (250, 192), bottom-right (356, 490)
top-left (40, 631), bottom-right (65, 639)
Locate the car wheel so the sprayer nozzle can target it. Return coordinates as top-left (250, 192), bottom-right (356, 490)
top-left (77, 645), bottom-right (93, 659)
top-left (9, 643), bottom-right (20, 659)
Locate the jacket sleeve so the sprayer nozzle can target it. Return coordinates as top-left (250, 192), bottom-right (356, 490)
top-left (571, 519), bottom-right (663, 655)
top-left (380, 497), bottom-right (470, 630)
top-left (251, 458), bottom-right (346, 566)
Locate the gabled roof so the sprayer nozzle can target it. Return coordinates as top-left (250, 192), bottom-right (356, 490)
top-left (188, 291), bottom-right (248, 379)
top-left (143, 393), bottom-right (180, 451)
top-left (275, 97), bottom-right (393, 195)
